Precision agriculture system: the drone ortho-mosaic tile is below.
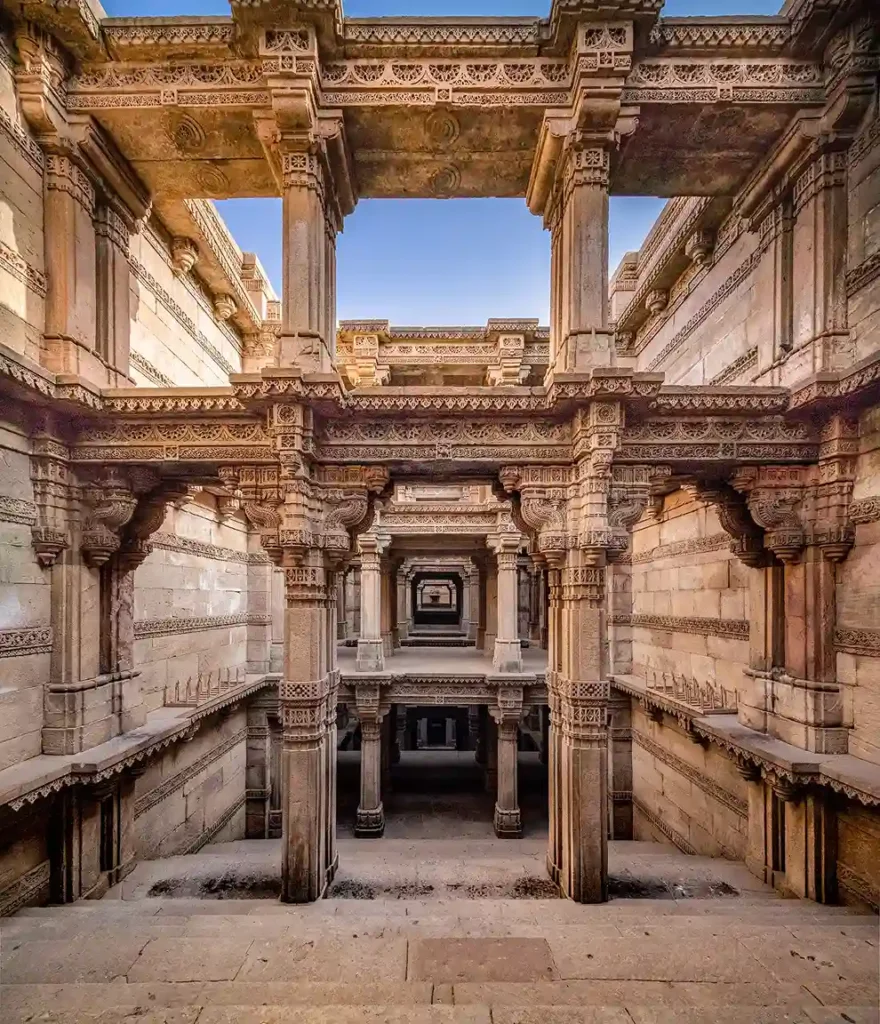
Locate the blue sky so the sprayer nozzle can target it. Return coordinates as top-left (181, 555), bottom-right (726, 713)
top-left (104, 0), bottom-right (783, 324)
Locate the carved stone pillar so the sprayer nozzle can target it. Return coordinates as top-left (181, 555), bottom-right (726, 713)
top-left (608, 695), bottom-right (633, 840)
top-left (346, 564), bottom-right (361, 639)
top-left (492, 686), bottom-right (523, 837)
top-left (279, 149), bottom-right (339, 372)
top-left (544, 137), bottom-right (614, 373)
top-left (336, 573), bottom-right (347, 641)
top-left (484, 559), bottom-right (499, 657)
top-left (461, 568), bottom-right (471, 637)
top-left (475, 704), bottom-right (488, 767)
top-left (279, 557), bottom-right (335, 902)
top-left (42, 153), bottom-right (98, 380)
top-left (355, 685), bottom-right (387, 838)
top-left (380, 556), bottom-right (394, 656)
top-left (94, 200), bottom-right (136, 382)
top-left (491, 537), bottom-right (523, 673)
top-left (554, 552), bottom-right (610, 903)
top-left (476, 558), bottom-right (488, 650)
top-left (467, 569), bottom-right (480, 641)
top-left (357, 536), bottom-right (386, 672)
top-left (246, 701), bottom-right (272, 838)
top-left (484, 714), bottom-right (498, 795)
top-left (396, 568), bottom-right (409, 643)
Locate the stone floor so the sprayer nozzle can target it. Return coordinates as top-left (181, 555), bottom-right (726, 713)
top-left (337, 750), bottom-right (549, 839)
top-left (337, 645), bottom-right (549, 676)
top-left (2, 836), bottom-right (877, 1023)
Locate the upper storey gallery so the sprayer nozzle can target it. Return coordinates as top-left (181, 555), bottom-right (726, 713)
top-left (3, 0), bottom-right (874, 209)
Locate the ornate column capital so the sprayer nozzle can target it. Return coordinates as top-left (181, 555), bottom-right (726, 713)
top-left (732, 466), bottom-right (808, 565)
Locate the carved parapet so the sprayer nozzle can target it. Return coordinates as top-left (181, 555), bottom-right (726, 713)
top-left (487, 334), bottom-right (527, 387)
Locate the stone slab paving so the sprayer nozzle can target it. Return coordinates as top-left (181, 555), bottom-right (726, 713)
top-left (1, 838), bottom-right (877, 1023)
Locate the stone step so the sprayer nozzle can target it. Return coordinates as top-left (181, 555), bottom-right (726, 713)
top-left (8, 898), bottom-right (876, 921)
top-left (1, 994), bottom-right (877, 1024)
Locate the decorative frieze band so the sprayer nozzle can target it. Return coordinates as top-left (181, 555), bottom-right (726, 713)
top-left (130, 351), bottom-right (174, 388)
top-left (182, 793), bottom-right (247, 855)
top-left (647, 240), bottom-right (769, 372)
top-left (708, 347), bottom-right (758, 386)
top-left (135, 727), bottom-right (247, 817)
top-left (846, 252), bottom-right (880, 298)
top-left (632, 533), bottom-right (730, 564)
top-left (835, 628), bottom-right (880, 658)
top-left (851, 497), bottom-right (880, 525)
top-left (0, 106), bottom-right (44, 175)
top-left (151, 532), bottom-right (269, 564)
top-left (837, 863), bottom-right (879, 912)
top-left (0, 626), bottom-right (53, 658)
top-left (0, 495), bottom-right (38, 526)
top-left (632, 796), bottom-right (697, 856)
top-left (625, 613), bottom-right (749, 640)
top-left (0, 861), bottom-right (51, 918)
top-left (633, 730), bottom-right (748, 818)
top-left (134, 613), bottom-right (250, 638)
top-left (0, 240), bottom-right (48, 298)
top-left (127, 255), bottom-right (237, 376)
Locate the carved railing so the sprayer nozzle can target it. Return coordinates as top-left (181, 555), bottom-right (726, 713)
top-left (646, 668), bottom-right (738, 715)
top-left (165, 667), bottom-right (248, 708)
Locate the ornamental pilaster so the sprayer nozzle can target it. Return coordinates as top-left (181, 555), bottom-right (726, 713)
top-left (30, 434), bottom-right (75, 568)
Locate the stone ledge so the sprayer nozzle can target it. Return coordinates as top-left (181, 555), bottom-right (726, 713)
top-left (0, 674), bottom-right (279, 813)
top-left (612, 674), bottom-right (880, 809)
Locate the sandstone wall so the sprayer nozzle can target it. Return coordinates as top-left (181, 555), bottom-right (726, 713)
top-left (0, 802), bottom-right (50, 917)
top-left (837, 403), bottom-right (880, 766)
top-left (627, 111), bottom-right (880, 387)
top-left (133, 707), bottom-right (248, 860)
top-left (128, 226), bottom-right (243, 388)
top-left (0, 418), bottom-right (50, 772)
top-left (133, 495), bottom-right (270, 714)
top-left (837, 801), bottom-right (880, 912)
top-left (0, 37), bottom-right (46, 365)
top-left (631, 703), bottom-right (749, 861)
top-left (845, 116), bottom-right (880, 365)
top-left (630, 200), bottom-right (764, 386)
top-left (629, 490), bottom-right (750, 691)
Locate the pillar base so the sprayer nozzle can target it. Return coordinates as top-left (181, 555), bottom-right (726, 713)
top-left (492, 639), bottom-right (523, 673)
top-left (356, 639), bottom-right (385, 672)
top-left (355, 804), bottom-right (385, 837)
top-left (494, 805), bottom-right (522, 837)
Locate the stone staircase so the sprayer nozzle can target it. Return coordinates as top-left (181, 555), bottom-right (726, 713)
top-left (1, 840), bottom-right (878, 1024)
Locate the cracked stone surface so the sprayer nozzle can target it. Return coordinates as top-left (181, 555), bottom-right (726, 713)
top-left (1, 839), bottom-right (877, 1023)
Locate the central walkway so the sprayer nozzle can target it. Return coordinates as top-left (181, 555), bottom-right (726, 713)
top-left (2, 837), bottom-right (877, 1023)
top-left (337, 645), bottom-right (550, 676)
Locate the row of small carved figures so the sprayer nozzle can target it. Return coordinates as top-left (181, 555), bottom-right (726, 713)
top-left (646, 668), bottom-right (738, 712)
top-left (165, 667), bottom-right (248, 707)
